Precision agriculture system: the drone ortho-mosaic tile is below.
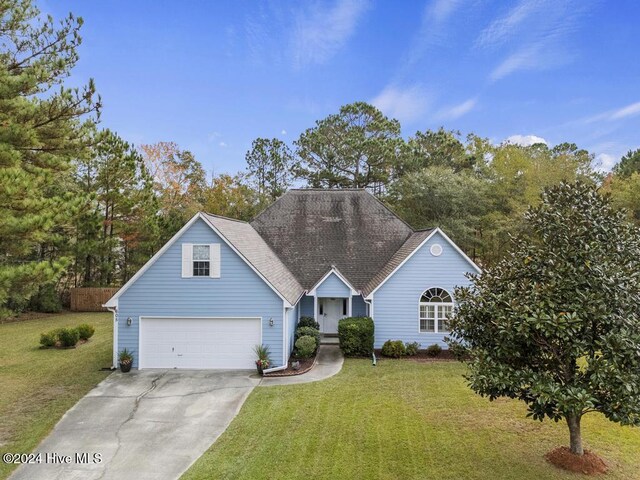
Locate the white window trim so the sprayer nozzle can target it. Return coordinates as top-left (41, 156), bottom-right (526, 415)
top-left (418, 287), bottom-right (454, 334)
top-left (192, 244), bottom-right (211, 277)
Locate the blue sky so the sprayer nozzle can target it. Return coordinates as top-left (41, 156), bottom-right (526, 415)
top-left (46, 0), bottom-right (640, 174)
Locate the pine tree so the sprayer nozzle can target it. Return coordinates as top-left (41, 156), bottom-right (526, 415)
top-left (0, 0), bottom-right (100, 316)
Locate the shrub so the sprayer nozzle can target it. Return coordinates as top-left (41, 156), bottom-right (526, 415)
top-left (295, 335), bottom-right (316, 358)
top-left (76, 323), bottom-right (95, 341)
top-left (295, 326), bottom-right (320, 348)
top-left (405, 341), bottom-right (420, 356)
top-left (338, 316), bottom-right (374, 357)
top-left (381, 340), bottom-right (406, 358)
top-left (40, 331), bottom-right (57, 348)
top-left (298, 316), bottom-right (320, 330)
top-left (58, 327), bottom-right (80, 347)
top-left (29, 284), bottom-right (62, 313)
top-left (426, 344), bottom-right (442, 357)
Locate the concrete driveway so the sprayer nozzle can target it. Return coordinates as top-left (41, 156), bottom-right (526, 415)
top-left (10, 369), bottom-right (260, 480)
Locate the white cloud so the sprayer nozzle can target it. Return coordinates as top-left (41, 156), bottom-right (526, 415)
top-left (370, 85), bottom-right (431, 124)
top-left (477, 0), bottom-right (545, 48)
top-left (505, 134), bottom-right (548, 147)
top-left (480, 0), bottom-right (590, 81)
top-left (426, 0), bottom-right (462, 23)
top-left (219, 142), bottom-right (228, 148)
top-left (489, 44), bottom-right (544, 81)
top-left (401, 0), bottom-right (464, 69)
top-left (281, 129), bottom-right (287, 135)
top-left (291, 0), bottom-right (370, 68)
top-left (595, 153), bottom-right (617, 172)
top-left (207, 131), bottom-right (222, 142)
top-left (580, 101), bottom-right (640, 124)
top-left (609, 101), bottom-right (640, 121)
top-left (437, 97), bottom-right (477, 120)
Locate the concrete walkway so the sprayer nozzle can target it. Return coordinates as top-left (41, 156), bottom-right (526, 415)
top-left (260, 345), bottom-right (344, 386)
top-left (10, 370), bottom-right (260, 480)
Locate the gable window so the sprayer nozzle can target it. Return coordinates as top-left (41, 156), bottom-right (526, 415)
top-left (419, 287), bottom-right (453, 333)
top-left (192, 245), bottom-right (210, 277)
top-left (182, 243), bottom-right (220, 279)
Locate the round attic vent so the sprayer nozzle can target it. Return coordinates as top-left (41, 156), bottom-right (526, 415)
top-left (430, 244), bottom-right (443, 256)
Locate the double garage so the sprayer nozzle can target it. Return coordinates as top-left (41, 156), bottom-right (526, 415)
top-left (138, 317), bottom-right (262, 370)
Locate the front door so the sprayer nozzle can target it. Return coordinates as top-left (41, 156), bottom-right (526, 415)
top-left (320, 298), bottom-right (344, 334)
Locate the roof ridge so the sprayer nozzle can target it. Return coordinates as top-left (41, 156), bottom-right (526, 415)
top-left (202, 211), bottom-right (248, 224)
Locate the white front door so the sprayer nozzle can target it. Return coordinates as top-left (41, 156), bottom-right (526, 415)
top-left (140, 317), bottom-right (261, 369)
top-left (320, 298), bottom-right (345, 334)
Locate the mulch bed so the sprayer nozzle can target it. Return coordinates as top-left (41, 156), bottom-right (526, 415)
top-left (545, 447), bottom-right (608, 475)
top-left (263, 354), bottom-right (317, 377)
top-left (40, 339), bottom-right (89, 350)
top-left (373, 349), bottom-right (458, 362)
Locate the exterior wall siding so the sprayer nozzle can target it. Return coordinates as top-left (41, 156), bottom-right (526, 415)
top-left (372, 231), bottom-right (475, 349)
top-left (300, 295), bottom-right (314, 318)
top-left (316, 272), bottom-right (351, 297)
top-left (352, 295), bottom-right (367, 317)
top-left (117, 218), bottom-right (285, 368)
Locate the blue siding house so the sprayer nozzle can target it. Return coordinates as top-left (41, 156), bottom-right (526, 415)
top-left (105, 189), bottom-right (480, 371)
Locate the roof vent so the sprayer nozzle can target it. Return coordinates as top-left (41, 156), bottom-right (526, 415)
top-left (430, 244), bottom-right (443, 257)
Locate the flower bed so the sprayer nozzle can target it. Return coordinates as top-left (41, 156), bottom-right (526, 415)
top-left (263, 352), bottom-right (318, 377)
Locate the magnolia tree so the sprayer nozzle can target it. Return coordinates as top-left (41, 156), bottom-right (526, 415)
top-left (448, 182), bottom-right (640, 456)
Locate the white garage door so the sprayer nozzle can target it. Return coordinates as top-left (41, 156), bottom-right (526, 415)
top-left (140, 317), bottom-right (261, 369)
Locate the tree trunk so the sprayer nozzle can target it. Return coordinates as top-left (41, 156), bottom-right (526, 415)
top-left (566, 414), bottom-right (583, 455)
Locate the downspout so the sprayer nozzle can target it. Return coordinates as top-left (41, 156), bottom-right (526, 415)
top-left (105, 306), bottom-right (118, 370)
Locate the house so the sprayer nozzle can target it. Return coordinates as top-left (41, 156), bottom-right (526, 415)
top-left (104, 189), bottom-right (481, 371)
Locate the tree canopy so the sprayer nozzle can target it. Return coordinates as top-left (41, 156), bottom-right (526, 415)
top-left (295, 102), bottom-right (402, 192)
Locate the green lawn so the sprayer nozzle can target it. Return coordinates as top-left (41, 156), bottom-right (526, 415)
top-left (0, 312), bottom-right (112, 480)
top-left (183, 359), bottom-right (640, 480)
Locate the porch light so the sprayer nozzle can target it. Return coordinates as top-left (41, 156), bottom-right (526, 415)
top-left (126, 317), bottom-right (132, 326)
top-left (269, 318), bottom-right (274, 327)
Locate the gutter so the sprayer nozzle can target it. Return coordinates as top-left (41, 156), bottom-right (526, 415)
top-left (105, 306), bottom-right (118, 369)
top-left (263, 364), bottom-right (287, 374)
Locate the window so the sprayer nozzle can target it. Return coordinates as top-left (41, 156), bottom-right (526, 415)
top-left (193, 245), bottom-right (210, 277)
top-left (343, 298), bottom-right (347, 315)
top-left (419, 288), bottom-right (453, 333)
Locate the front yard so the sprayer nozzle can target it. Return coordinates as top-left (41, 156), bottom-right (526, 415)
top-left (0, 312), bottom-right (112, 480)
top-left (183, 359), bottom-right (640, 480)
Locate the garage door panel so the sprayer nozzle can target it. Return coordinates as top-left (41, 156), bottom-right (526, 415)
top-left (140, 317), bottom-right (261, 369)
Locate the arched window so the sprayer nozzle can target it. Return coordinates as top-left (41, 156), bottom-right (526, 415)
top-left (419, 287), bottom-right (453, 333)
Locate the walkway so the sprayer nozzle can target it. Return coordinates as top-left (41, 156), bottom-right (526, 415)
top-left (260, 345), bottom-right (344, 386)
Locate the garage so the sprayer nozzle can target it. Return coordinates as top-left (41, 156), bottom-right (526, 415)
top-left (139, 317), bottom-right (261, 369)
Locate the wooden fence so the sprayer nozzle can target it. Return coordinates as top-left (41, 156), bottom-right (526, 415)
top-left (70, 288), bottom-right (119, 312)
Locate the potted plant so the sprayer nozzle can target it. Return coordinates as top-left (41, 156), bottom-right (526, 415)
top-left (253, 344), bottom-right (271, 375)
top-left (118, 348), bottom-right (134, 373)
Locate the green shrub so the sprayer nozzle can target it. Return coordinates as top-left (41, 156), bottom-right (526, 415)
top-left (426, 344), bottom-right (442, 357)
top-left (298, 316), bottom-right (320, 330)
top-left (338, 316), bottom-right (374, 357)
top-left (295, 335), bottom-right (316, 358)
top-left (40, 331), bottom-right (57, 348)
top-left (295, 326), bottom-right (320, 348)
top-left (405, 341), bottom-right (420, 356)
top-left (76, 323), bottom-right (95, 341)
top-left (58, 327), bottom-right (79, 347)
top-left (381, 340), bottom-right (406, 358)
top-left (29, 284), bottom-right (62, 313)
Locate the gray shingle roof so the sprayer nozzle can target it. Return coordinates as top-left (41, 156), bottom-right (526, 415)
top-left (362, 229), bottom-right (435, 297)
top-left (250, 189), bottom-right (414, 291)
top-left (201, 213), bottom-right (304, 305)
